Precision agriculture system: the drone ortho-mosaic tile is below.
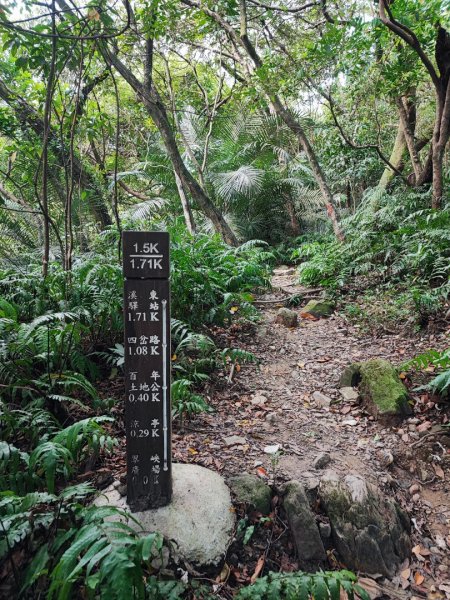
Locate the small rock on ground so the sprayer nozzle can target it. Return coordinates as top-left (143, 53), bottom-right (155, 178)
top-left (339, 387), bottom-right (359, 401)
top-left (342, 359), bottom-right (411, 421)
top-left (223, 435), bottom-right (247, 447)
top-left (300, 300), bottom-right (334, 318)
top-left (276, 307), bottom-right (298, 328)
top-left (312, 391), bottom-right (332, 408)
top-left (312, 452), bottom-right (332, 470)
top-left (319, 470), bottom-right (411, 577)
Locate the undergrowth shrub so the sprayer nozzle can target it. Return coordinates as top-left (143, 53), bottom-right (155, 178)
top-left (295, 190), bottom-right (450, 292)
top-left (294, 190), bottom-right (450, 327)
top-left (0, 227), bottom-right (269, 595)
top-left (403, 348), bottom-right (450, 396)
top-left (170, 230), bottom-right (272, 327)
top-left (0, 485), bottom-right (172, 599)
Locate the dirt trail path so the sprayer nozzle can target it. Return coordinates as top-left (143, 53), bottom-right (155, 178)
top-left (176, 268), bottom-right (450, 594)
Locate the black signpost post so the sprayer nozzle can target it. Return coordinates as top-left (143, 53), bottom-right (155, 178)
top-left (123, 231), bottom-right (172, 511)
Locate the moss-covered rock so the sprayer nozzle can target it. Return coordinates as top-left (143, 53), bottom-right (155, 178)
top-left (300, 300), bottom-right (334, 318)
top-left (359, 358), bottom-right (411, 419)
top-left (228, 474), bottom-right (271, 514)
top-left (340, 359), bottom-right (410, 420)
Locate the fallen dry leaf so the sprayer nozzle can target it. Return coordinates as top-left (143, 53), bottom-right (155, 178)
top-left (250, 555), bottom-right (265, 584)
top-left (412, 545), bottom-right (431, 561)
top-left (433, 463), bottom-right (445, 479)
top-left (414, 573), bottom-right (424, 586)
top-left (216, 562), bottom-right (230, 583)
top-left (300, 312), bottom-right (319, 320)
top-left (401, 568), bottom-right (411, 580)
top-left (256, 466), bottom-right (268, 478)
top-left (416, 421), bottom-right (432, 433)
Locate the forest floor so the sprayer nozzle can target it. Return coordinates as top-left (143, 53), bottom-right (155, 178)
top-left (103, 268), bottom-right (450, 599)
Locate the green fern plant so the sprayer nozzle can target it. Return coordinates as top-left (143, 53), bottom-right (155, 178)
top-left (236, 569), bottom-right (371, 600)
top-left (403, 348), bottom-right (450, 397)
top-left (47, 507), bottom-right (165, 600)
top-left (0, 487), bottom-right (170, 600)
top-left (171, 379), bottom-right (211, 425)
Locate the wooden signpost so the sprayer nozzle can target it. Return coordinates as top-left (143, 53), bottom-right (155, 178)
top-left (123, 231), bottom-right (172, 512)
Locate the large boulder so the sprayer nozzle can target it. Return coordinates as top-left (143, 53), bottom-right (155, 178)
top-left (300, 300), bottom-right (334, 318)
top-left (95, 464), bottom-right (235, 567)
top-left (319, 471), bottom-right (411, 577)
top-left (340, 358), bottom-right (411, 420)
top-left (228, 474), bottom-right (272, 514)
top-left (283, 481), bottom-right (326, 565)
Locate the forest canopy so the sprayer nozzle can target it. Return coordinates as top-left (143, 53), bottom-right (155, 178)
top-left (0, 0), bottom-right (448, 264)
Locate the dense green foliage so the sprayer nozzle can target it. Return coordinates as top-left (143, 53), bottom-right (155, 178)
top-left (0, 0), bottom-right (449, 595)
top-left (1, 489), bottom-right (168, 599)
top-left (295, 189), bottom-right (450, 330)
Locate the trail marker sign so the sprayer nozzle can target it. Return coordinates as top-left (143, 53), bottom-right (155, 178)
top-left (123, 231), bottom-right (172, 511)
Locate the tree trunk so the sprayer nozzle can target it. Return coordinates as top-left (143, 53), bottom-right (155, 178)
top-left (378, 120), bottom-right (406, 190)
top-left (270, 97), bottom-right (344, 240)
top-left (431, 81), bottom-right (450, 208)
top-left (395, 95), bottom-right (422, 182)
top-left (142, 89), bottom-right (238, 245)
top-left (0, 78), bottom-right (112, 229)
top-left (174, 171), bottom-right (196, 234)
top-left (97, 44), bottom-right (239, 246)
top-left (286, 198), bottom-right (301, 236)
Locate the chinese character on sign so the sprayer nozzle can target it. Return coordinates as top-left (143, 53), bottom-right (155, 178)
top-left (151, 418), bottom-right (160, 437)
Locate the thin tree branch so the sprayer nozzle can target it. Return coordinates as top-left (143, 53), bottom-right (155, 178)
top-left (328, 97), bottom-right (408, 181)
top-left (378, 0), bottom-right (440, 89)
